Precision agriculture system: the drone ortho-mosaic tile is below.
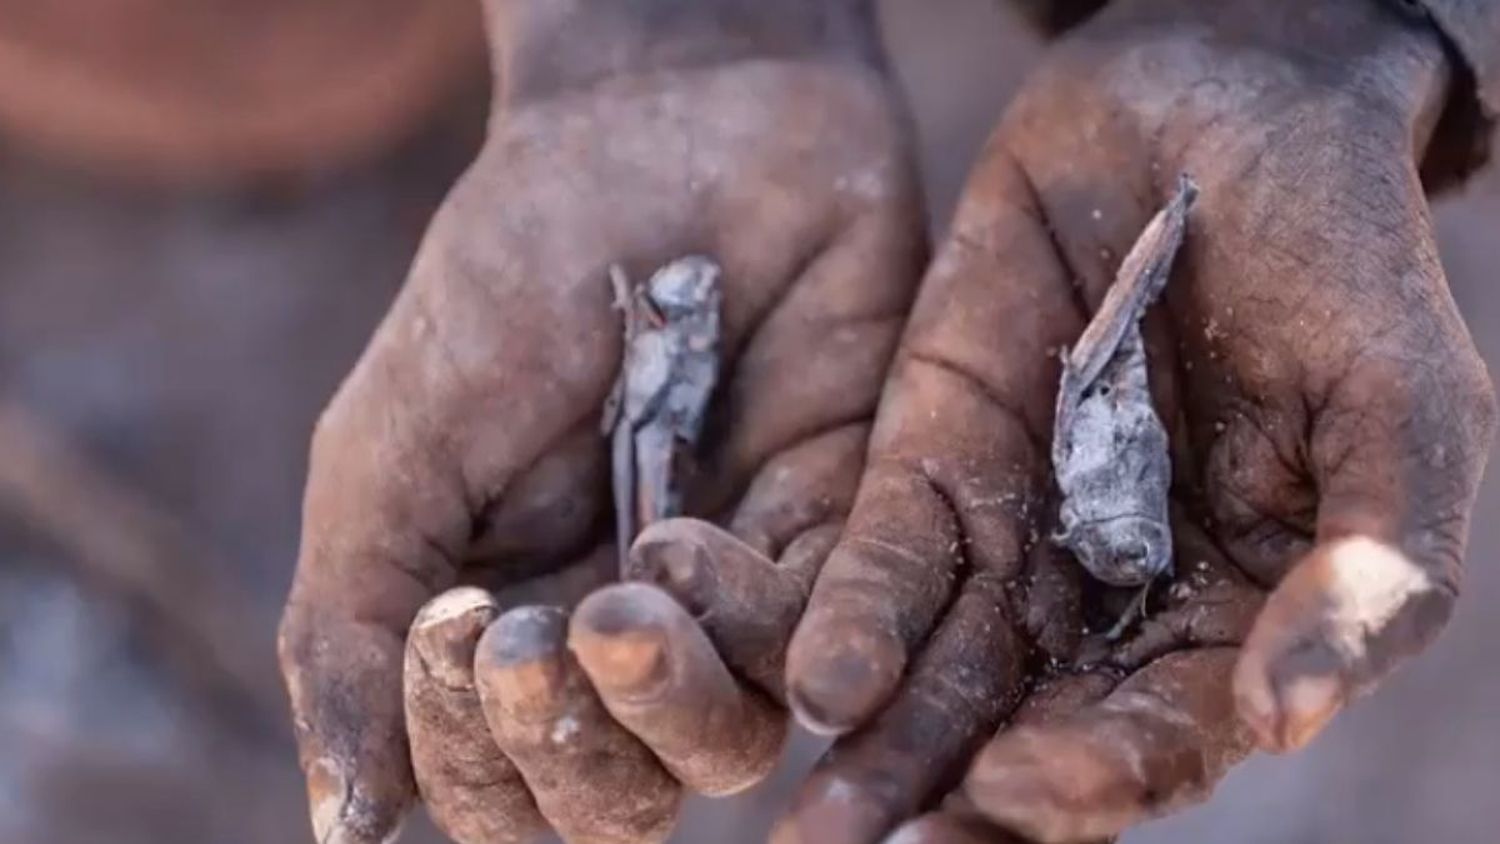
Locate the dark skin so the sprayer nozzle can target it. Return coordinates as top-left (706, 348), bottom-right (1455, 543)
top-left (279, 1), bottom-right (1498, 844)
top-left (783, 1), bottom-right (1497, 842)
top-left (276, 0), bottom-right (928, 841)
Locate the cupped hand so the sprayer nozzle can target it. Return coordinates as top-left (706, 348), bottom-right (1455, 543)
top-left (275, 1), bottom-right (927, 841)
top-left (778, 1), bottom-right (1497, 842)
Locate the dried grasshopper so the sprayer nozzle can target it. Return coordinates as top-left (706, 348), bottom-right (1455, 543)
top-left (602, 257), bottom-right (723, 574)
top-left (1053, 176), bottom-right (1197, 631)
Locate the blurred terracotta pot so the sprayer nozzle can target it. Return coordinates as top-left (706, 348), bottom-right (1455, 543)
top-left (0, 0), bottom-right (486, 183)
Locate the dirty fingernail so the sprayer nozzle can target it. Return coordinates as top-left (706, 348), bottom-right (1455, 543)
top-left (481, 606), bottom-right (573, 717)
top-left (408, 586), bottom-right (498, 685)
top-left (1279, 672), bottom-right (1344, 750)
top-left (570, 585), bottom-right (672, 699)
top-left (1236, 661), bottom-right (1344, 753)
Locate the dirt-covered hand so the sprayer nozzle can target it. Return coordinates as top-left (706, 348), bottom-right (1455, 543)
top-left (778, 1), bottom-right (1497, 842)
top-left (275, 1), bottom-right (926, 841)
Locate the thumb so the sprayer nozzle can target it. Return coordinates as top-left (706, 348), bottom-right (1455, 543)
top-left (277, 264), bottom-right (612, 841)
top-left (1235, 346), bottom-right (1497, 752)
top-left (278, 347), bottom-right (469, 843)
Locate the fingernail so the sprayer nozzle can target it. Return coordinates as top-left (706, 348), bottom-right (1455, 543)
top-left (788, 622), bottom-right (905, 735)
top-left (306, 757), bottom-right (406, 844)
top-left (307, 757), bottom-right (347, 844)
top-left (476, 606), bottom-right (571, 719)
top-left (409, 587), bottom-right (498, 688)
top-left (1234, 630), bottom-right (1346, 754)
top-left (485, 605), bottom-right (569, 667)
top-left (569, 584), bottom-right (674, 699)
top-left (1277, 672), bottom-right (1344, 751)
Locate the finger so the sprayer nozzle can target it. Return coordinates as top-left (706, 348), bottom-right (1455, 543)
top-left (727, 422), bottom-right (868, 558)
top-left (277, 226), bottom-right (623, 843)
top-left (570, 583), bottom-right (786, 796)
top-left (626, 416), bottom-right (860, 700)
top-left (963, 648), bottom-right (1250, 844)
top-left (774, 573), bottom-right (1024, 844)
top-left (627, 517), bottom-right (835, 698)
top-left (1019, 538), bottom-right (1085, 664)
top-left (1232, 539), bottom-right (1453, 753)
top-left (1236, 344), bottom-right (1497, 752)
top-left (878, 674), bottom-right (1120, 844)
top-left (786, 146), bottom-right (1084, 735)
top-left (702, 181), bottom-right (926, 517)
top-left (278, 352), bottom-right (472, 844)
top-left (1109, 579), bottom-right (1260, 671)
top-left (403, 588), bottom-right (545, 844)
top-left (476, 606), bottom-right (680, 844)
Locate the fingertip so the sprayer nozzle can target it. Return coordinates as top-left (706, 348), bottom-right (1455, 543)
top-left (474, 605), bottom-right (572, 718)
top-left (1234, 535), bottom-right (1449, 753)
top-left (1277, 672), bottom-right (1344, 751)
top-left (304, 754), bottom-right (412, 844)
top-left (281, 610), bottom-right (415, 844)
top-left (1232, 636), bottom-right (1346, 754)
top-left (569, 583), bottom-right (677, 700)
top-left (785, 617), bottom-right (906, 735)
top-left (407, 586), bottom-right (498, 686)
top-left (482, 604), bottom-right (571, 666)
top-left (630, 516), bottom-right (820, 699)
top-left (783, 507), bottom-right (958, 735)
top-left (627, 519), bottom-right (731, 617)
top-left (476, 603), bottom-right (684, 844)
top-left (572, 581), bottom-right (786, 797)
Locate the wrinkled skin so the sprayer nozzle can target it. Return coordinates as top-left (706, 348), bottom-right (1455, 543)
top-left (275, 0), bottom-right (929, 842)
top-left (781, 1), bottom-right (1498, 843)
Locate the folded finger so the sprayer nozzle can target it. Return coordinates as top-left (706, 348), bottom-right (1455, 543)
top-left (404, 588), bottom-right (545, 844)
top-left (963, 648), bottom-right (1249, 844)
top-left (627, 417), bottom-right (859, 702)
top-left (628, 517), bottom-right (835, 698)
top-left (570, 583), bottom-right (786, 796)
top-left (476, 606), bottom-right (680, 844)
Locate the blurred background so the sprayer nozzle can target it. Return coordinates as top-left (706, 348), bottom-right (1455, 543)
top-left (0, 1), bottom-right (1495, 842)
